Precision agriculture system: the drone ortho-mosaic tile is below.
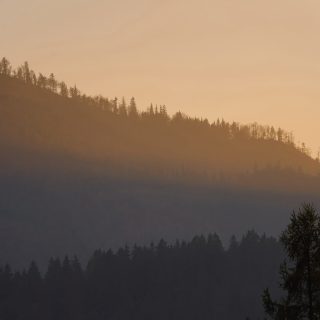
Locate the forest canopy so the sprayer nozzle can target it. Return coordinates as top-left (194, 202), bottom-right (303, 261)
top-left (0, 230), bottom-right (282, 320)
top-left (0, 56), bottom-right (310, 153)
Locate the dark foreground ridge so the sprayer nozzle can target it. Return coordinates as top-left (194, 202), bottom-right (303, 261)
top-left (0, 231), bottom-right (282, 320)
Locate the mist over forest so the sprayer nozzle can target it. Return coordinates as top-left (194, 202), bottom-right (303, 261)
top-left (1, 58), bottom-right (320, 319)
top-left (1, 58), bottom-right (320, 266)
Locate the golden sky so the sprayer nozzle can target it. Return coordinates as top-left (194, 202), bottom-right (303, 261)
top-left (2, 0), bottom-right (320, 155)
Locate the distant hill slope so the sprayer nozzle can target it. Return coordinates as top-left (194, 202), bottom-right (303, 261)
top-left (0, 72), bottom-right (319, 179)
top-left (0, 59), bottom-right (320, 267)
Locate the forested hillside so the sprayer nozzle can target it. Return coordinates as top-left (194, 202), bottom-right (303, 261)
top-left (0, 57), bottom-right (320, 267)
top-left (0, 57), bottom-right (319, 180)
top-left (0, 231), bottom-right (282, 320)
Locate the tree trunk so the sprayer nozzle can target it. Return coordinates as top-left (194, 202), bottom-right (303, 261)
top-left (307, 251), bottom-right (313, 320)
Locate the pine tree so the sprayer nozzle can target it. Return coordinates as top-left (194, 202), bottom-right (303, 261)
top-left (112, 97), bottom-right (118, 114)
top-left (159, 105), bottom-right (169, 120)
top-left (119, 97), bottom-right (127, 117)
top-left (0, 57), bottom-right (12, 76)
top-left (59, 81), bottom-right (69, 97)
top-left (37, 73), bottom-right (47, 88)
top-left (263, 204), bottom-right (320, 320)
top-left (48, 73), bottom-right (57, 92)
top-left (149, 103), bottom-right (154, 116)
top-left (21, 61), bottom-right (32, 84)
top-left (69, 85), bottom-right (80, 99)
top-left (128, 97), bottom-right (138, 118)
top-left (26, 261), bottom-right (42, 306)
top-left (30, 70), bottom-right (37, 85)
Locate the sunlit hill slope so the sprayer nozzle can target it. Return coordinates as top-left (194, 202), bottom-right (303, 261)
top-left (1, 72), bottom-right (319, 177)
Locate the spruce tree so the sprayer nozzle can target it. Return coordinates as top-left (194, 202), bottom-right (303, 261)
top-left (263, 204), bottom-right (320, 320)
top-left (0, 57), bottom-right (12, 76)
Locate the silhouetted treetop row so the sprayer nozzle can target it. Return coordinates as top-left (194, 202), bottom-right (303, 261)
top-left (0, 231), bottom-right (282, 320)
top-left (0, 57), bottom-right (310, 154)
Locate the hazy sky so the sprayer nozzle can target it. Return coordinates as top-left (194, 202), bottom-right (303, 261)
top-left (2, 0), bottom-right (320, 155)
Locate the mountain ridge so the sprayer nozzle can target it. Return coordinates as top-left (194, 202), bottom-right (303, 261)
top-left (0, 58), bottom-right (319, 179)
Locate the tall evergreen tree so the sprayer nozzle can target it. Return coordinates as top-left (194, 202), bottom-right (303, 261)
top-left (112, 97), bottom-right (118, 114)
top-left (59, 81), bottom-right (69, 97)
top-left (0, 57), bottom-right (12, 76)
top-left (263, 204), bottom-right (320, 320)
top-left (48, 73), bottom-right (58, 92)
top-left (21, 61), bottom-right (32, 84)
top-left (119, 97), bottom-right (127, 117)
top-left (128, 97), bottom-right (138, 118)
top-left (37, 73), bottom-right (47, 88)
top-left (69, 85), bottom-right (80, 99)
top-left (149, 103), bottom-right (154, 116)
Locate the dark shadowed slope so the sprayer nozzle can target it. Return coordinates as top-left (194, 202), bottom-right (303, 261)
top-left (0, 232), bottom-right (283, 320)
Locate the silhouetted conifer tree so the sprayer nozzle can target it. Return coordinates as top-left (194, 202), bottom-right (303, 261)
top-left (59, 81), bottom-right (69, 97)
top-left (37, 73), bottom-right (47, 88)
top-left (69, 85), bottom-right (80, 99)
top-left (119, 97), bottom-right (127, 117)
top-left (263, 204), bottom-right (320, 320)
top-left (149, 103), bottom-right (154, 116)
top-left (0, 57), bottom-right (12, 76)
top-left (21, 61), bottom-right (32, 84)
top-left (48, 73), bottom-right (57, 93)
top-left (128, 97), bottom-right (138, 118)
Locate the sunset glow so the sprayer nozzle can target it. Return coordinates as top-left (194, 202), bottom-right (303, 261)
top-left (3, 0), bottom-right (320, 154)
